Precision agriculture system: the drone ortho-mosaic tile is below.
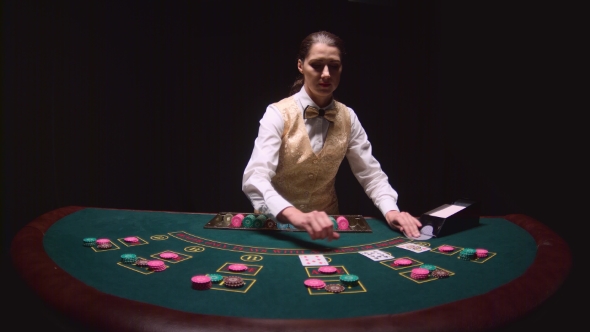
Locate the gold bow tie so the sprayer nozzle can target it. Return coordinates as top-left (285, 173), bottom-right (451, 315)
top-left (303, 105), bottom-right (337, 122)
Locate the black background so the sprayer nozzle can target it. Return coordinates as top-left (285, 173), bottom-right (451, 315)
top-left (3, 0), bottom-right (581, 330)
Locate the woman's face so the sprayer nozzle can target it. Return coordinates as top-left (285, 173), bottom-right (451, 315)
top-left (298, 43), bottom-right (342, 106)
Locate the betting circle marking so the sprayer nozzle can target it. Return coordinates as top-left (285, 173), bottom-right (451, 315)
top-left (240, 255), bottom-right (263, 262)
top-left (151, 235), bottom-right (169, 241)
top-left (185, 246), bottom-right (205, 253)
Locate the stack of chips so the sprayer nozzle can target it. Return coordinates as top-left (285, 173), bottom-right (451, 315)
top-left (242, 214), bottom-right (256, 228)
top-left (264, 219), bottom-right (276, 228)
top-left (394, 258), bottom-right (412, 266)
top-left (329, 217), bottom-right (338, 229)
top-left (438, 245), bottom-right (454, 253)
top-left (96, 238), bottom-right (112, 249)
top-left (253, 215), bottom-right (266, 228)
top-left (230, 214), bottom-right (244, 228)
top-left (318, 266), bottom-right (337, 274)
top-left (420, 264), bottom-right (437, 275)
top-left (135, 259), bottom-right (149, 267)
top-left (123, 236), bottom-right (139, 244)
top-left (223, 213), bottom-right (233, 225)
top-left (304, 278), bottom-right (326, 290)
top-left (223, 276), bottom-right (245, 288)
top-left (475, 248), bottom-right (489, 258)
top-left (83, 238), bottom-right (96, 247)
top-left (339, 274), bottom-right (359, 286)
top-left (336, 216), bottom-right (349, 230)
top-left (207, 274), bottom-right (224, 284)
top-left (147, 260), bottom-right (166, 272)
top-left (410, 268), bottom-right (430, 280)
top-left (120, 253), bottom-right (137, 264)
top-left (459, 248), bottom-right (476, 260)
top-left (324, 284), bottom-right (345, 293)
top-left (228, 264), bottom-right (247, 272)
top-left (431, 269), bottom-right (450, 279)
top-left (191, 275), bottom-right (212, 290)
top-left (160, 252), bottom-right (179, 260)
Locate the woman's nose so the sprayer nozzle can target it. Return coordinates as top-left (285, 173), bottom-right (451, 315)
top-left (321, 65), bottom-right (330, 78)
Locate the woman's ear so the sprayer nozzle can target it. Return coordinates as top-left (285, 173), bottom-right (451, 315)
top-left (297, 59), bottom-right (303, 74)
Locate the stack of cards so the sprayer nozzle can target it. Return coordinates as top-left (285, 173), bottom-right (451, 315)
top-left (396, 243), bottom-right (431, 253)
top-left (359, 249), bottom-right (394, 261)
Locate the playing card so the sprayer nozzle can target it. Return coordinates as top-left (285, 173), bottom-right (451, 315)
top-left (396, 243), bottom-right (431, 253)
top-left (358, 249), bottom-right (394, 261)
top-left (299, 254), bottom-right (329, 266)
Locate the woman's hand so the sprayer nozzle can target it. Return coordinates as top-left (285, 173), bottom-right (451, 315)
top-left (385, 210), bottom-right (422, 238)
top-left (278, 207), bottom-right (340, 241)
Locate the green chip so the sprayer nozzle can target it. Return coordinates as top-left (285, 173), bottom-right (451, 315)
top-left (420, 264), bottom-right (436, 271)
top-left (329, 217), bottom-right (337, 229)
top-left (242, 217), bottom-right (254, 228)
top-left (207, 274), bottom-right (224, 283)
top-left (340, 274), bottom-right (359, 283)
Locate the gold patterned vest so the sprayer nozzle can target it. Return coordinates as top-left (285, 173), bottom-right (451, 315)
top-left (271, 96), bottom-right (351, 215)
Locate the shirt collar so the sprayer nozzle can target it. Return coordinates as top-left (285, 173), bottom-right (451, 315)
top-left (296, 86), bottom-right (335, 111)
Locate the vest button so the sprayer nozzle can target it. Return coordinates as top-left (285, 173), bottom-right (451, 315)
top-left (313, 160), bottom-right (318, 164)
top-left (308, 174), bottom-right (314, 179)
top-left (300, 205), bottom-right (306, 209)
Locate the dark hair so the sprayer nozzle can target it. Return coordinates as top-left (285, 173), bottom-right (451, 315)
top-left (289, 31), bottom-right (346, 96)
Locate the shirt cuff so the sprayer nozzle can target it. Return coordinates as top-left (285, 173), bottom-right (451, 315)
top-left (378, 199), bottom-right (399, 217)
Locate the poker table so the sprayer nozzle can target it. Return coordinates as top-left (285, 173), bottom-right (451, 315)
top-left (10, 206), bottom-right (572, 332)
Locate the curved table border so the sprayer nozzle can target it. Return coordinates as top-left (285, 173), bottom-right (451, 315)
top-left (10, 206), bottom-right (572, 332)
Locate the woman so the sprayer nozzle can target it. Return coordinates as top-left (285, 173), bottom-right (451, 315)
top-left (242, 31), bottom-right (421, 241)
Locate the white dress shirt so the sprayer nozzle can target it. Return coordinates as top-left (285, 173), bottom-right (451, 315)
top-left (242, 87), bottom-right (399, 221)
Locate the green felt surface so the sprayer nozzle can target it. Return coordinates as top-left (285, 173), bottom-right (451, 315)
top-left (43, 208), bottom-right (537, 319)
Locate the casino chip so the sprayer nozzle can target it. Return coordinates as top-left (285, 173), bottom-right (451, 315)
top-left (242, 215), bottom-right (255, 228)
top-left (230, 214), bottom-right (244, 228)
top-left (431, 269), bottom-right (450, 279)
top-left (329, 217), bottom-right (338, 229)
top-left (147, 260), bottom-right (166, 272)
top-left (228, 263), bottom-right (248, 272)
top-left (191, 275), bottom-right (212, 290)
top-left (336, 216), bottom-right (349, 230)
top-left (420, 264), bottom-right (437, 273)
top-left (265, 220), bottom-right (276, 229)
top-left (438, 245), bottom-right (454, 253)
top-left (339, 274), bottom-right (359, 286)
top-left (96, 238), bottom-right (110, 245)
top-left (207, 274), bottom-right (224, 283)
top-left (82, 237), bottom-right (96, 247)
top-left (304, 278), bottom-right (326, 289)
top-left (120, 253), bottom-right (137, 264)
top-left (253, 215), bottom-right (266, 228)
top-left (135, 259), bottom-right (149, 267)
top-left (459, 248), bottom-right (476, 260)
top-left (97, 242), bottom-right (112, 250)
top-left (123, 236), bottom-right (139, 243)
top-left (410, 268), bottom-right (430, 280)
top-left (324, 284), bottom-right (345, 293)
top-left (223, 276), bottom-right (245, 288)
top-left (394, 258), bottom-right (412, 266)
top-left (318, 266), bottom-right (337, 274)
top-left (160, 252), bottom-right (179, 260)
top-left (475, 248), bottom-right (489, 258)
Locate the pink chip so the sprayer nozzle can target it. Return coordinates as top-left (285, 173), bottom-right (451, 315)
top-left (160, 252), bottom-right (179, 259)
top-left (228, 264), bottom-right (247, 272)
top-left (394, 258), bottom-right (412, 266)
top-left (147, 260), bottom-right (164, 268)
top-left (96, 238), bottom-right (110, 245)
top-left (476, 248), bottom-right (489, 257)
top-left (336, 216), bottom-right (349, 230)
top-left (411, 268), bottom-right (430, 276)
top-left (439, 245), bottom-right (454, 252)
top-left (318, 266), bottom-right (337, 274)
top-left (191, 275), bottom-right (212, 284)
top-left (304, 278), bottom-right (326, 288)
top-left (124, 236), bottom-right (139, 243)
top-left (230, 214), bottom-right (244, 228)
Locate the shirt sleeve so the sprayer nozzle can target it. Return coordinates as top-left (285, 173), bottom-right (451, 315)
top-left (242, 104), bottom-right (293, 220)
top-left (345, 108), bottom-right (400, 216)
